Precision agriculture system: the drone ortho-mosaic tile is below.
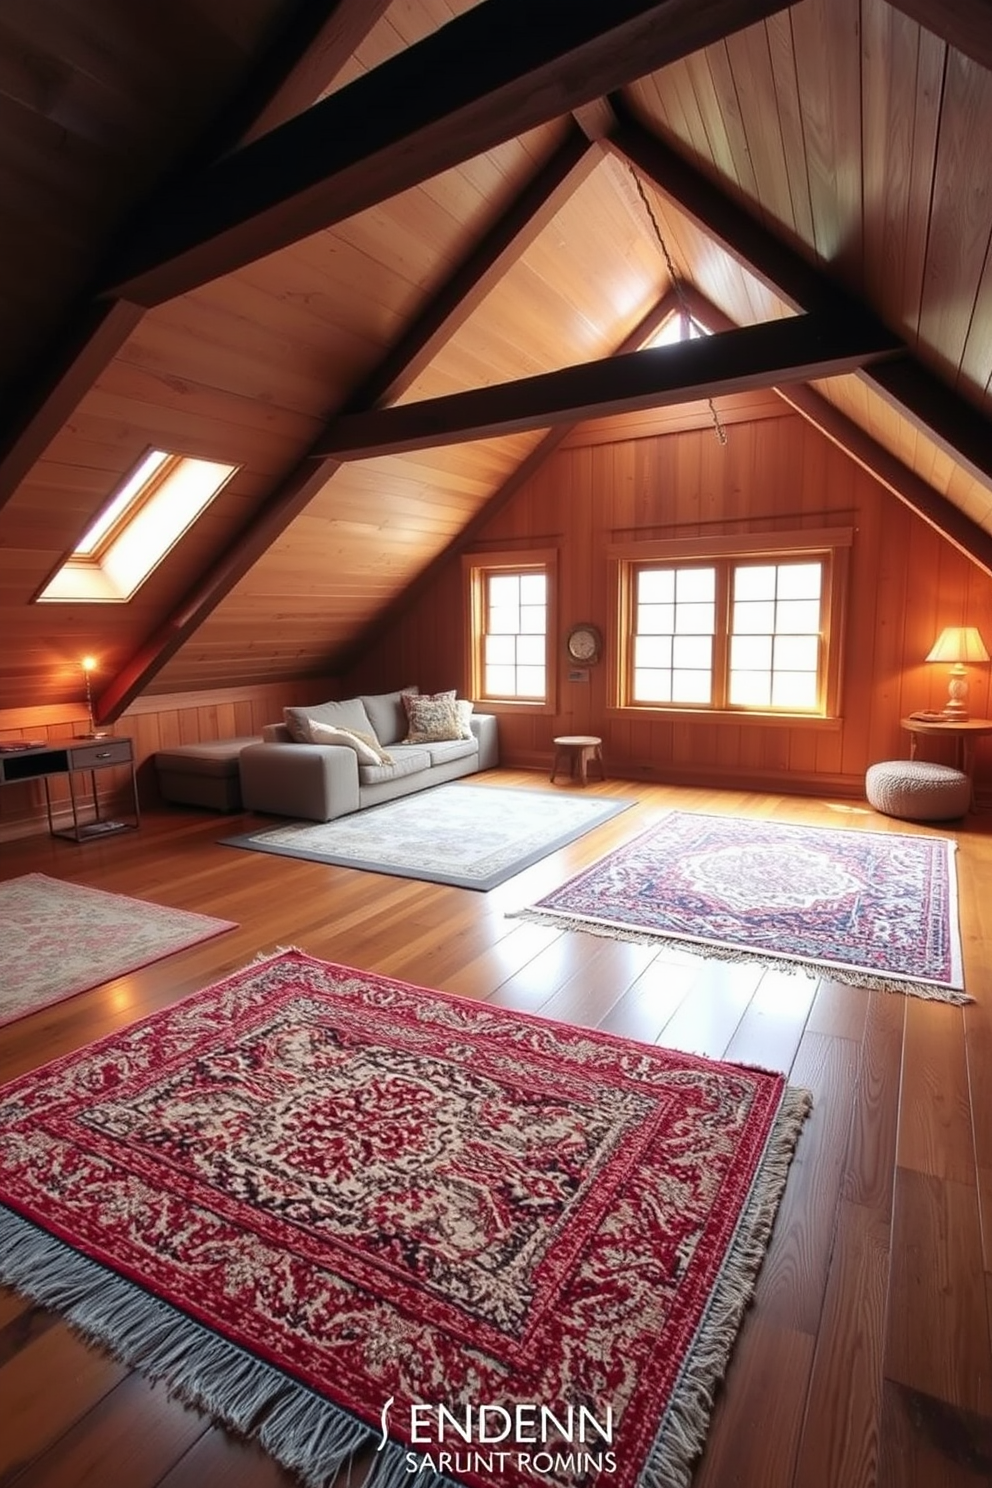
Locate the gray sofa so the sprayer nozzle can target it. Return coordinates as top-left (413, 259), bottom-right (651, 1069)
top-left (238, 689), bottom-right (498, 822)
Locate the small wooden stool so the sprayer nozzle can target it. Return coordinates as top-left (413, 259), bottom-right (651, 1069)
top-left (551, 735), bottom-right (605, 786)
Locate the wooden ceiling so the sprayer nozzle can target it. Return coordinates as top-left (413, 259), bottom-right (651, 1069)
top-left (1, 0), bottom-right (991, 718)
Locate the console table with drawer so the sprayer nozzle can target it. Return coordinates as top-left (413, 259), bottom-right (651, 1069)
top-left (0, 737), bottom-right (140, 841)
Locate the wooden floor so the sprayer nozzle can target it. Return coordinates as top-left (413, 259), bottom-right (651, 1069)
top-left (1, 771), bottom-right (991, 1488)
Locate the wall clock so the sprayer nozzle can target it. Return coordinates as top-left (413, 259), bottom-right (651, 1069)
top-left (566, 624), bottom-right (603, 664)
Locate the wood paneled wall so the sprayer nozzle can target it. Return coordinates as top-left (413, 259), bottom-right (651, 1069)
top-left (346, 408), bottom-right (992, 796)
top-left (0, 677), bottom-right (332, 841)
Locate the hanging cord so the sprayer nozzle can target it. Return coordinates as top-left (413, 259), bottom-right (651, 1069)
top-left (628, 165), bottom-right (728, 446)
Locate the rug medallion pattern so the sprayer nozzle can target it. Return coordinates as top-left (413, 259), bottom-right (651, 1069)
top-left (0, 951), bottom-right (809, 1488)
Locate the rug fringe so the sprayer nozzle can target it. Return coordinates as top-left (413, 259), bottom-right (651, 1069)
top-left (0, 1206), bottom-right (376, 1488)
top-left (506, 909), bottom-right (972, 1004)
top-left (639, 1084), bottom-right (814, 1488)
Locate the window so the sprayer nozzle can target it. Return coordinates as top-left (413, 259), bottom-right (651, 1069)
top-left (463, 550), bottom-right (557, 711)
top-left (614, 530), bottom-right (850, 719)
top-left (37, 449), bottom-right (238, 603)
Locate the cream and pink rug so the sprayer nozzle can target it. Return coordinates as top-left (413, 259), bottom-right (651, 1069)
top-left (0, 873), bottom-right (236, 1028)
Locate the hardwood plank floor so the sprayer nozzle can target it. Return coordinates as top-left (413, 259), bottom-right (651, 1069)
top-left (2, 771), bottom-right (991, 1488)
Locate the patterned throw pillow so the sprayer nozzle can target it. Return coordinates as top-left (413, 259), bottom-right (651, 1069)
top-left (303, 720), bottom-right (393, 765)
top-left (404, 696), bottom-right (463, 744)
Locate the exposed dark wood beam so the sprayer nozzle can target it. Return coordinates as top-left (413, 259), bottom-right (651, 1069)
top-left (338, 290), bottom-right (684, 676)
top-left (606, 103), bottom-right (992, 496)
top-left (345, 129), bottom-right (599, 411)
top-left (95, 138), bottom-right (599, 721)
top-left (314, 313), bottom-right (902, 460)
top-left (0, 302), bottom-right (145, 517)
top-left (101, 0), bottom-right (794, 306)
top-left (0, 0), bottom-right (388, 518)
top-left (678, 284), bottom-right (992, 578)
top-left (885, 1), bottom-right (992, 72)
top-left (230, 0), bottom-right (396, 148)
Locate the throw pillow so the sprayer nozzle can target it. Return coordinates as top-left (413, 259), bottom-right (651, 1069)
top-left (304, 720), bottom-right (394, 765)
top-left (402, 687), bottom-right (454, 718)
top-left (404, 696), bottom-right (463, 744)
top-left (454, 698), bottom-right (474, 740)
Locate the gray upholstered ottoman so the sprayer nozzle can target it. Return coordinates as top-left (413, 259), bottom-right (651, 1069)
top-left (865, 759), bottom-right (971, 821)
top-left (155, 737), bottom-right (260, 812)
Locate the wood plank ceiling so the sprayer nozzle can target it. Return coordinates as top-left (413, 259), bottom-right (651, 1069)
top-left (0, 0), bottom-right (991, 716)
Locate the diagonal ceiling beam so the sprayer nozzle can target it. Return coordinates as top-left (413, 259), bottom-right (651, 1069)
top-left (885, 1), bottom-right (992, 72)
top-left (605, 102), bottom-right (992, 498)
top-left (678, 283), bottom-right (992, 579)
top-left (0, 0), bottom-right (387, 519)
top-left (100, 0), bottom-right (794, 307)
top-left (313, 313), bottom-right (902, 460)
top-left (339, 289), bottom-right (686, 678)
top-left (94, 135), bottom-right (600, 722)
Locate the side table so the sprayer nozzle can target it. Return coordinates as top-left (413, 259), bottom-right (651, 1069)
top-left (900, 716), bottom-right (992, 809)
top-left (0, 737), bottom-right (140, 841)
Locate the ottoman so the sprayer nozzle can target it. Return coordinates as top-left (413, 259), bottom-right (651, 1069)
top-left (865, 759), bottom-right (971, 822)
top-left (155, 737), bottom-right (261, 812)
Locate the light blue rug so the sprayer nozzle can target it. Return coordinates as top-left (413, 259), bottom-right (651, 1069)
top-left (223, 783), bottom-right (633, 890)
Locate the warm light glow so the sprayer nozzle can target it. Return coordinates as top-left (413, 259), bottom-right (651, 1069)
top-left (925, 624), bottom-right (990, 719)
top-left (81, 655), bottom-right (97, 673)
top-left (925, 625), bottom-right (991, 664)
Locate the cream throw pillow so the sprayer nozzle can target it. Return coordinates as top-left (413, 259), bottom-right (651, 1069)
top-left (304, 720), bottom-right (393, 765)
top-left (404, 696), bottom-right (463, 744)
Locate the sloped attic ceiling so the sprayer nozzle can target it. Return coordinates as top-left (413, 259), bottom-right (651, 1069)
top-left (1, 0), bottom-right (991, 720)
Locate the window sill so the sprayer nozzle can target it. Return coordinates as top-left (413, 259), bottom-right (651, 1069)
top-left (473, 698), bottom-right (556, 717)
top-left (609, 706), bottom-right (843, 730)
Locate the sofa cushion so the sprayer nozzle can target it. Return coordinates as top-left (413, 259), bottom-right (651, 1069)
top-left (360, 688), bottom-right (418, 747)
top-left (357, 746), bottom-right (431, 786)
top-left (304, 720), bottom-right (393, 765)
top-left (422, 737), bottom-right (477, 766)
top-left (284, 698), bottom-right (375, 742)
top-left (404, 695), bottom-right (463, 743)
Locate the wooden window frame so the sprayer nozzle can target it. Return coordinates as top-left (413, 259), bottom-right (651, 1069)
top-left (462, 548), bottom-right (558, 715)
top-left (608, 528), bottom-right (851, 724)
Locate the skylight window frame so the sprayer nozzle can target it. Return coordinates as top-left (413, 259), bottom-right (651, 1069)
top-left (35, 447), bottom-right (239, 605)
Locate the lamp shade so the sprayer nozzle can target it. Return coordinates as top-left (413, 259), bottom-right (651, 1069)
top-left (925, 625), bottom-right (990, 664)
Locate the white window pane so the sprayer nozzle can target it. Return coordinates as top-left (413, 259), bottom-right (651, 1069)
top-left (488, 605), bottom-right (519, 634)
top-left (488, 575), bottom-right (519, 607)
top-left (776, 563), bottom-right (821, 599)
top-left (635, 635), bottom-right (672, 668)
top-left (733, 600), bottom-right (775, 634)
top-left (516, 634), bottom-right (545, 665)
top-left (637, 603), bottom-right (674, 635)
top-left (519, 604), bottom-right (546, 634)
top-left (776, 599), bottom-right (821, 633)
top-left (485, 635), bottom-right (515, 664)
top-left (730, 634), bottom-right (772, 670)
top-left (634, 669), bottom-right (672, 702)
top-left (774, 634), bottom-right (819, 671)
top-left (638, 569), bottom-right (674, 603)
top-left (676, 567), bottom-right (716, 601)
top-left (516, 666), bottom-right (545, 697)
top-left (730, 670), bottom-right (773, 706)
top-left (734, 565), bottom-right (776, 600)
top-left (485, 665), bottom-right (516, 695)
top-left (519, 573), bottom-right (546, 604)
top-left (673, 634), bottom-right (712, 668)
top-left (672, 670), bottom-right (712, 703)
top-left (675, 602), bottom-right (715, 634)
top-left (772, 672), bottom-right (818, 709)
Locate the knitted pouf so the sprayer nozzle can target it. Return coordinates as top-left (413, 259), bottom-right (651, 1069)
top-left (865, 760), bottom-right (971, 822)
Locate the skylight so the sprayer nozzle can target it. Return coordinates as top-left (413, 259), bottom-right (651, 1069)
top-left (38, 450), bottom-right (237, 603)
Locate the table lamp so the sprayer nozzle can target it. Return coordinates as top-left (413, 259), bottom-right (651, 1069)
top-left (925, 625), bottom-right (990, 720)
top-left (81, 655), bottom-right (98, 736)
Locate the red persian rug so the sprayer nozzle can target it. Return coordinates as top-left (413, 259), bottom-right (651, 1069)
top-left (0, 951), bottom-right (810, 1488)
top-left (512, 810), bottom-right (966, 1003)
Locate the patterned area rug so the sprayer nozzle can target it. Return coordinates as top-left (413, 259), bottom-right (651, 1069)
top-left (0, 950), bottom-right (809, 1488)
top-left (0, 873), bottom-right (236, 1028)
top-left (513, 810), bottom-right (966, 1003)
top-left (223, 783), bottom-right (633, 889)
